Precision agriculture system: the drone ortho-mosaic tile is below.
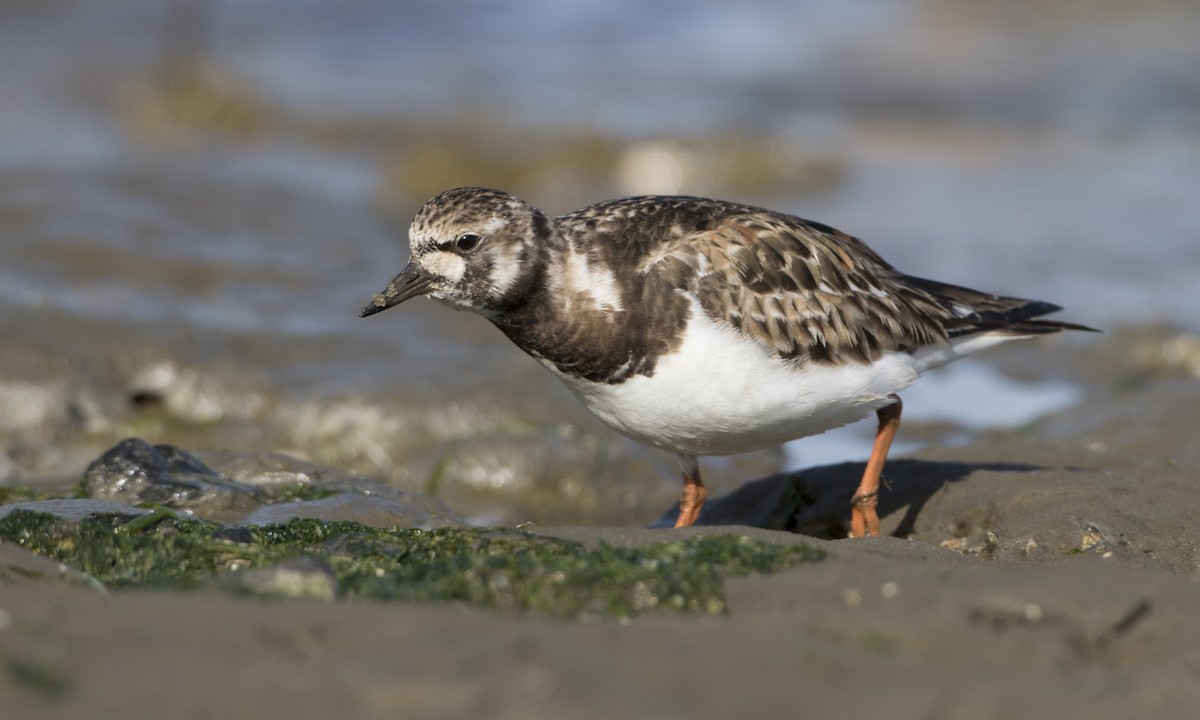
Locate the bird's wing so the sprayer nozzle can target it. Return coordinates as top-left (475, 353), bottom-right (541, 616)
top-left (572, 197), bottom-right (1087, 367)
top-left (642, 210), bottom-right (966, 365)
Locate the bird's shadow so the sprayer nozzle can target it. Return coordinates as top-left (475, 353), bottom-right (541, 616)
top-left (655, 459), bottom-right (1042, 539)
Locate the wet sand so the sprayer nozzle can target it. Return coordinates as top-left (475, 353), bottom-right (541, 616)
top-left (3, 331), bottom-right (1199, 720)
top-left (2, 528), bottom-right (1197, 719)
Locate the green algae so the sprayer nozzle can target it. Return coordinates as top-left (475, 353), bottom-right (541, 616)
top-left (0, 510), bottom-right (823, 618)
top-left (117, 506), bottom-right (178, 535)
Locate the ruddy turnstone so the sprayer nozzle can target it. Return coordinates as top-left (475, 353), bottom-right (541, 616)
top-left (361, 187), bottom-right (1095, 537)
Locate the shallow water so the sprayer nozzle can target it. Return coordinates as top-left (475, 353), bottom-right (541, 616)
top-left (1, 0), bottom-right (1197, 521)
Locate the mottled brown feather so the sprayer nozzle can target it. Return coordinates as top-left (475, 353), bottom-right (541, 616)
top-left (629, 209), bottom-right (951, 365)
top-left (399, 190), bottom-right (1094, 384)
top-left (599, 200), bottom-right (1095, 367)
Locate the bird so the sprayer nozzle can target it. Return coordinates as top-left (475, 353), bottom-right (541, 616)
top-left (361, 187), bottom-right (1095, 537)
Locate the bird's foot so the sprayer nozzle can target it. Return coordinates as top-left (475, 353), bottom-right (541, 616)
top-left (848, 490), bottom-right (880, 538)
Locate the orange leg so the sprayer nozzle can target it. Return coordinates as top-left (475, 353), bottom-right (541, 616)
top-left (674, 458), bottom-right (707, 528)
top-left (849, 395), bottom-right (902, 538)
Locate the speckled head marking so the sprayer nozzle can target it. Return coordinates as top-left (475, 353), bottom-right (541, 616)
top-left (360, 187), bottom-right (551, 319)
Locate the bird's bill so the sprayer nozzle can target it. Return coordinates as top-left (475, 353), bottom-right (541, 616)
top-left (359, 263), bottom-right (436, 317)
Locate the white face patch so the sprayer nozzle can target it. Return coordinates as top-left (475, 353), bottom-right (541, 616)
top-left (420, 251), bottom-right (466, 286)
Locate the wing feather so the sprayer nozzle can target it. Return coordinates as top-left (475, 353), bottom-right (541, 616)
top-left (570, 196), bottom-right (1092, 367)
top-left (643, 210), bottom-right (1011, 365)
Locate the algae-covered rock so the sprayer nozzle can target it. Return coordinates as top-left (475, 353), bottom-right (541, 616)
top-left (4, 442), bottom-right (821, 617)
top-left (0, 510), bottom-right (823, 618)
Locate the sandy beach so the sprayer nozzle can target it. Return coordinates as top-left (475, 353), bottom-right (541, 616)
top-left (3, 329), bottom-right (1199, 720)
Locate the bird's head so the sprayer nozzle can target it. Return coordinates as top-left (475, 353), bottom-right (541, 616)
top-left (360, 187), bottom-right (550, 319)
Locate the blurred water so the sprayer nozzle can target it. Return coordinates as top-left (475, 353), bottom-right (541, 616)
top-left (2, 0), bottom-right (1196, 328)
top-left (1, 0), bottom-right (1198, 481)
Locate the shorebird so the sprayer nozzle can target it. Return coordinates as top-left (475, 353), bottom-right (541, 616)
top-left (362, 187), bottom-right (1093, 536)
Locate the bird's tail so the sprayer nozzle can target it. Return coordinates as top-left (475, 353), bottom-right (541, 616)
top-left (903, 275), bottom-right (1099, 338)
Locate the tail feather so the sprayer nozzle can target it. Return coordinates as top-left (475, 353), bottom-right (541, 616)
top-left (902, 276), bottom-right (1100, 338)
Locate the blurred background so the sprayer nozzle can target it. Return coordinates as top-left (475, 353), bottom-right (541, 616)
top-left (1, 0), bottom-right (1197, 525)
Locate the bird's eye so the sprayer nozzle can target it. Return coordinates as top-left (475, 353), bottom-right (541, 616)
top-left (455, 233), bottom-right (482, 252)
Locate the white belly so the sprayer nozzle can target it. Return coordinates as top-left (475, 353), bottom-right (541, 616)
top-left (549, 300), bottom-right (923, 457)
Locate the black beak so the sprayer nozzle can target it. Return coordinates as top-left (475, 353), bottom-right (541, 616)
top-left (360, 263), bottom-right (436, 318)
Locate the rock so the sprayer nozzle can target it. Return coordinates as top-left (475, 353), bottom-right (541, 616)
top-left (80, 438), bottom-right (260, 522)
top-left (75, 438), bottom-right (466, 528)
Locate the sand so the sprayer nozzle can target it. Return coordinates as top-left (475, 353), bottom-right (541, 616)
top-left (2, 527), bottom-right (1197, 720)
top-left (2, 331), bottom-right (1200, 719)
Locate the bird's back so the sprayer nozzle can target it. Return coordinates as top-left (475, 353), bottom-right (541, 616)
top-left (556, 195), bottom-right (1091, 370)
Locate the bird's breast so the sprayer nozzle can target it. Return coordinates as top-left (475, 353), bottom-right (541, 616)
top-left (546, 297), bottom-right (921, 457)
